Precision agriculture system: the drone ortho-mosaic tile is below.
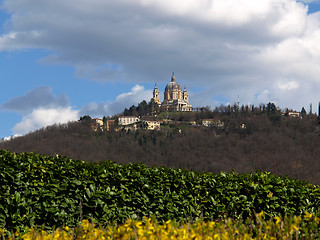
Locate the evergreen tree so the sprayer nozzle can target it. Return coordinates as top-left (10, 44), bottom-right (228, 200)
top-left (138, 100), bottom-right (148, 116)
top-left (79, 115), bottom-right (92, 122)
top-left (301, 107), bottom-right (307, 117)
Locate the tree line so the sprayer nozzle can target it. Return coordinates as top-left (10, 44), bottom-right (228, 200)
top-left (123, 99), bottom-right (160, 117)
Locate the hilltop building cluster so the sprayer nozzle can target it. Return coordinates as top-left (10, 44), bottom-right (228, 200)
top-left (152, 72), bottom-right (192, 112)
top-left (88, 73), bottom-right (192, 132)
top-left (84, 73), bottom-right (310, 133)
top-left (91, 117), bottom-right (161, 132)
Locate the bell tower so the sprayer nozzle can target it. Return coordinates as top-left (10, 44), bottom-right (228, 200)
top-left (153, 83), bottom-right (160, 105)
top-left (183, 86), bottom-right (189, 104)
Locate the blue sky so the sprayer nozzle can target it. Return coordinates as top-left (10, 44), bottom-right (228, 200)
top-left (1, 0), bottom-right (320, 138)
top-left (304, 1), bottom-right (320, 13)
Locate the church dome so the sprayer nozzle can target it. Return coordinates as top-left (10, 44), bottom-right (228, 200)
top-left (165, 81), bottom-right (182, 91)
top-left (165, 72), bottom-right (182, 91)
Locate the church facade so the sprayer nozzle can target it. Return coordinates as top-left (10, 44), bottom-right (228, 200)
top-left (153, 73), bottom-right (192, 112)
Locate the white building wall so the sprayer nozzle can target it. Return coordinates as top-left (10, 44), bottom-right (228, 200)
top-left (118, 116), bottom-right (140, 125)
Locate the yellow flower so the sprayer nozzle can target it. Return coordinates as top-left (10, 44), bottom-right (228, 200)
top-left (304, 212), bottom-right (313, 221)
top-left (222, 232), bottom-right (229, 240)
top-left (243, 233), bottom-right (251, 240)
top-left (53, 230), bottom-right (60, 240)
top-left (209, 221), bottom-right (216, 229)
top-left (274, 216), bottom-right (281, 225)
top-left (258, 211), bottom-right (265, 219)
top-left (81, 219), bottom-right (90, 231)
top-left (290, 221), bottom-right (300, 234)
top-left (135, 221), bottom-right (143, 228)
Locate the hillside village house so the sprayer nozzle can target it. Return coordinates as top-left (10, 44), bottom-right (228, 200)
top-left (118, 116), bottom-right (140, 126)
top-left (92, 118), bottom-right (104, 131)
top-left (143, 120), bottom-right (161, 130)
top-left (202, 119), bottom-right (224, 128)
top-left (117, 117), bottom-right (161, 130)
top-left (92, 118), bottom-right (103, 125)
top-left (91, 117), bottom-right (161, 132)
top-left (123, 124), bottom-right (139, 131)
top-left (106, 119), bottom-right (115, 131)
top-left (281, 110), bottom-right (301, 118)
top-left (288, 111), bottom-right (301, 118)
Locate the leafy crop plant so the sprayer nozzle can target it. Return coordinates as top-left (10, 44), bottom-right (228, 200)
top-left (0, 149), bottom-right (320, 234)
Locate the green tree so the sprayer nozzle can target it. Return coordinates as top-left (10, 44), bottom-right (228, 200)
top-left (301, 107), bottom-right (307, 117)
top-left (266, 102), bottom-right (281, 124)
top-left (79, 115), bottom-right (91, 122)
top-left (124, 108), bottom-right (130, 116)
top-left (266, 102), bottom-right (276, 113)
top-left (138, 100), bottom-right (148, 116)
top-left (148, 99), bottom-right (160, 116)
top-left (129, 105), bottom-right (138, 116)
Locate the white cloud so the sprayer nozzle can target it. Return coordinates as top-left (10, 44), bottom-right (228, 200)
top-left (1, 0), bottom-right (320, 111)
top-left (3, 84), bottom-right (152, 136)
top-left (275, 80), bottom-right (299, 90)
top-left (13, 107), bottom-right (79, 136)
top-left (0, 86), bottom-right (69, 114)
top-left (79, 84), bottom-right (152, 117)
top-left (255, 90), bottom-right (278, 105)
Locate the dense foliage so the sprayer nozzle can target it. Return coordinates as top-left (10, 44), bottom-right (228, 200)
top-left (1, 150), bottom-right (320, 233)
top-left (123, 99), bottom-right (160, 117)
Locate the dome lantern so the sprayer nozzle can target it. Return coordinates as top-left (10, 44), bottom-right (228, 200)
top-left (171, 72), bottom-right (176, 82)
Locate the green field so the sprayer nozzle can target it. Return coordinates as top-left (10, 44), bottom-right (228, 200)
top-left (1, 149), bottom-right (320, 238)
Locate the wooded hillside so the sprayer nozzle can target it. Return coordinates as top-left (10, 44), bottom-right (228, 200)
top-left (1, 106), bottom-right (320, 184)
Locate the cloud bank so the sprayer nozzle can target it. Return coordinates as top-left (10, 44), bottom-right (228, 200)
top-left (13, 107), bottom-right (79, 136)
top-left (0, 86), bottom-right (69, 114)
top-left (1, 85), bottom-right (152, 136)
top-left (79, 85), bottom-right (152, 117)
top-left (1, 0), bottom-right (320, 110)
top-left (0, 87), bottom-right (78, 135)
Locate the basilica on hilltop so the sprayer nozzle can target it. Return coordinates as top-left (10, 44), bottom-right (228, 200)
top-left (152, 72), bottom-right (192, 112)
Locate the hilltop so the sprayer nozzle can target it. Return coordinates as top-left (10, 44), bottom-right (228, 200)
top-left (1, 103), bottom-right (320, 184)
